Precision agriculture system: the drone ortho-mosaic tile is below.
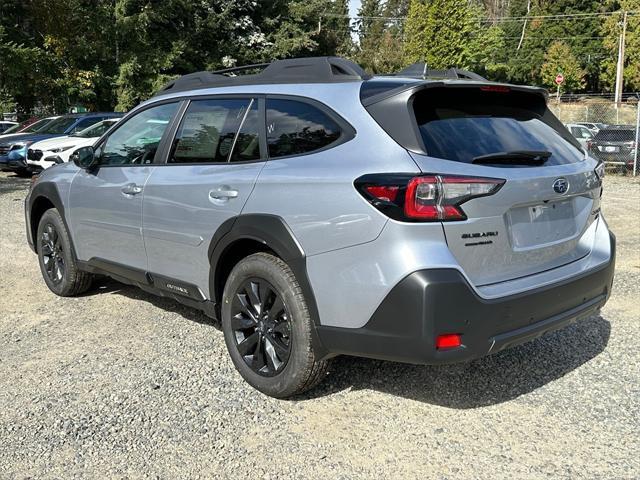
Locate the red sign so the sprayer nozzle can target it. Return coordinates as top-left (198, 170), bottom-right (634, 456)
top-left (555, 74), bottom-right (565, 85)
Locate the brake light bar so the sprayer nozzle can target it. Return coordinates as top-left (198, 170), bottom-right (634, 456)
top-left (355, 174), bottom-right (505, 222)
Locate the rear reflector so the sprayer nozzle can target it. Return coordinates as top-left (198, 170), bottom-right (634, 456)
top-left (436, 334), bottom-right (462, 349)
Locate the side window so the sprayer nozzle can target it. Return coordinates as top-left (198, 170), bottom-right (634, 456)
top-left (230, 100), bottom-right (260, 162)
top-left (266, 99), bottom-right (341, 158)
top-left (100, 103), bottom-right (178, 166)
top-left (169, 98), bottom-right (251, 164)
top-left (70, 117), bottom-right (100, 134)
top-left (579, 127), bottom-right (592, 139)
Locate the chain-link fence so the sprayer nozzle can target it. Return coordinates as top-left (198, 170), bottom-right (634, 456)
top-left (549, 98), bottom-right (639, 175)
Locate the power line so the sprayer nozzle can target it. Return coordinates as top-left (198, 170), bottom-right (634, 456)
top-left (320, 10), bottom-right (640, 23)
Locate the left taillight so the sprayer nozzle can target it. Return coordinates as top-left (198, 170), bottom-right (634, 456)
top-left (355, 174), bottom-right (505, 222)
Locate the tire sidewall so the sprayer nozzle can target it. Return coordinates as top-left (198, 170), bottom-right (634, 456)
top-left (221, 254), bottom-right (313, 398)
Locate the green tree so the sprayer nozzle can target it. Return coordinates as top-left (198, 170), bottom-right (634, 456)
top-left (540, 41), bottom-right (586, 92)
top-left (601, 2), bottom-right (640, 92)
top-left (404, 0), bottom-right (506, 76)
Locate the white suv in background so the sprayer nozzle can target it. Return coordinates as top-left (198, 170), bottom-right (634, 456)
top-left (26, 119), bottom-right (120, 171)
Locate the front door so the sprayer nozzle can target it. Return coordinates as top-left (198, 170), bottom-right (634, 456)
top-left (143, 97), bottom-right (265, 296)
top-left (68, 102), bottom-right (180, 270)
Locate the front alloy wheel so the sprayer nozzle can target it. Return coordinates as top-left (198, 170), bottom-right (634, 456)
top-left (230, 278), bottom-right (292, 376)
top-left (41, 223), bottom-right (65, 284)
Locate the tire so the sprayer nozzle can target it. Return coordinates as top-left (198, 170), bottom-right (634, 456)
top-left (37, 208), bottom-right (93, 296)
top-left (221, 252), bottom-right (329, 398)
top-left (15, 168), bottom-right (32, 178)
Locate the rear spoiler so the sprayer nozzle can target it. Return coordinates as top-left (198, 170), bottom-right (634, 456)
top-left (361, 80), bottom-right (548, 107)
top-left (362, 81), bottom-right (571, 156)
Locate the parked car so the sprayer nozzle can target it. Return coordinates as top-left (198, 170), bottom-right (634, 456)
top-left (26, 119), bottom-right (121, 172)
top-left (0, 121), bottom-right (18, 133)
top-left (575, 122), bottom-right (608, 134)
top-left (566, 123), bottom-right (594, 149)
top-left (588, 125), bottom-right (638, 171)
top-left (25, 57), bottom-right (615, 398)
top-left (1, 112), bottom-right (122, 176)
top-left (0, 116), bottom-right (59, 138)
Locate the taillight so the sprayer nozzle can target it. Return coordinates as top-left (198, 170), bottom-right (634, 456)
top-left (355, 174), bottom-right (505, 222)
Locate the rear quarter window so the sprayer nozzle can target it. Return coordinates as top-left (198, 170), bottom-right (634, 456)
top-left (413, 88), bottom-right (584, 166)
top-left (266, 99), bottom-right (342, 158)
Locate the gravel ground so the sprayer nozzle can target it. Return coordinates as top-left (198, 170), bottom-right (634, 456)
top-left (0, 171), bottom-right (638, 479)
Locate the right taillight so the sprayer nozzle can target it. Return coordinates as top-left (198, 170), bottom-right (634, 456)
top-left (355, 174), bottom-right (505, 222)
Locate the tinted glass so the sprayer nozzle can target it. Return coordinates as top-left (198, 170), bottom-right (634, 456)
top-left (74, 120), bottom-right (117, 138)
top-left (170, 99), bottom-right (250, 164)
top-left (230, 100), bottom-right (260, 162)
top-left (360, 79), bottom-right (417, 102)
top-left (20, 118), bottom-right (55, 133)
top-left (69, 117), bottom-right (102, 134)
top-left (40, 117), bottom-right (78, 134)
top-left (414, 89), bottom-right (584, 166)
top-left (100, 103), bottom-right (178, 166)
top-left (594, 129), bottom-right (635, 141)
top-left (266, 99), bottom-right (341, 158)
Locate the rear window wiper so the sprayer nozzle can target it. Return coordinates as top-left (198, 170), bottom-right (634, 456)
top-left (472, 150), bottom-right (552, 165)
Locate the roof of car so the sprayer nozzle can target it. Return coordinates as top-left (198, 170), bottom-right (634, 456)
top-left (155, 57), bottom-right (492, 97)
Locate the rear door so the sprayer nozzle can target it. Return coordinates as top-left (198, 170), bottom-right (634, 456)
top-left (409, 86), bottom-right (601, 286)
top-left (142, 96), bottom-right (265, 296)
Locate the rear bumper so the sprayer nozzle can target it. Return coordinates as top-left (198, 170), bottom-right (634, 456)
top-left (317, 232), bottom-right (616, 364)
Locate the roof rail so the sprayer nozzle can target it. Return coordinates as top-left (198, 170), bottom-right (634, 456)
top-left (156, 57), bottom-right (371, 95)
top-left (388, 62), bottom-right (487, 81)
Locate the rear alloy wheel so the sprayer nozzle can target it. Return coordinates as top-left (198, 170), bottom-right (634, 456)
top-left (230, 278), bottom-right (292, 376)
top-left (37, 209), bottom-right (93, 296)
top-left (222, 253), bottom-right (329, 398)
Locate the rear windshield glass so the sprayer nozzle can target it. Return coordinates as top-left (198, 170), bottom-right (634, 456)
top-left (594, 129), bottom-right (635, 141)
top-left (413, 88), bottom-right (584, 166)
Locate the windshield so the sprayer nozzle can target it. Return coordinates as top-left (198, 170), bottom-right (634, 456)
top-left (413, 88), bottom-right (584, 166)
top-left (39, 117), bottom-right (78, 134)
top-left (72, 120), bottom-right (117, 138)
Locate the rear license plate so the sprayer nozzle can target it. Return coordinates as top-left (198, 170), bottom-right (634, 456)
top-left (508, 200), bottom-right (577, 248)
top-left (604, 146), bottom-right (619, 152)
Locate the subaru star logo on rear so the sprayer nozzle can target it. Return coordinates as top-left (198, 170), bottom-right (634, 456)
top-left (553, 178), bottom-right (569, 194)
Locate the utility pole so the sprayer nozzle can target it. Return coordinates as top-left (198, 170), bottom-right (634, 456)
top-left (614, 11), bottom-right (628, 105)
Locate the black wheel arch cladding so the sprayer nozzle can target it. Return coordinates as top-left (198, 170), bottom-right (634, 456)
top-left (28, 181), bottom-right (79, 260)
top-left (209, 214), bottom-right (328, 356)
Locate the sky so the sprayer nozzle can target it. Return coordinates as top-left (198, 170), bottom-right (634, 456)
top-left (349, 0), bottom-right (362, 19)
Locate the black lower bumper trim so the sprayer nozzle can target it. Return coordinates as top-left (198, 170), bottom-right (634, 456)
top-left (317, 232), bottom-right (616, 365)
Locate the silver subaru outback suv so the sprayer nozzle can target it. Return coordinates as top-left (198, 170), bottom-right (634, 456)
top-left (25, 57), bottom-right (615, 398)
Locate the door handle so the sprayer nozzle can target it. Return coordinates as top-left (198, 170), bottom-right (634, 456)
top-left (121, 183), bottom-right (143, 195)
top-left (209, 187), bottom-right (239, 200)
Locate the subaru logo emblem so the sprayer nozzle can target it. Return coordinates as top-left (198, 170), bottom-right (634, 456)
top-left (552, 178), bottom-right (569, 195)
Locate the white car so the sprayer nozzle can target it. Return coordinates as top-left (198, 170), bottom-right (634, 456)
top-left (566, 123), bottom-right (594, 149)
top-left (26, 119), bottom-right (120, 171)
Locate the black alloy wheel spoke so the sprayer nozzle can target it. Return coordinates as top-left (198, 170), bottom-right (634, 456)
top-left (41, 223), bottom-right (64, 284)
top-left (230, 278), bottom-right (292, 377)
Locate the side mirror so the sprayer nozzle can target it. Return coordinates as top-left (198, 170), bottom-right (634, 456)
top-left (70, 146), bottom-right (97, 170)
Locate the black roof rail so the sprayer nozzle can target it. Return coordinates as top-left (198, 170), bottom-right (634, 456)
top-left (386, 62), bottom-right (487, 81)
top-left (156, 57), bottom-right (371, 95)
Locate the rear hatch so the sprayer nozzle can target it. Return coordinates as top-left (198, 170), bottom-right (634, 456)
top-left (366, 83), bottom-right (602, 286)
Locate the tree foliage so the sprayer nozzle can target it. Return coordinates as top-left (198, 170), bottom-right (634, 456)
top-left (0, 0), bottom-right (637, 116)
top-left (540, 41), bottom-right (586, 92)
